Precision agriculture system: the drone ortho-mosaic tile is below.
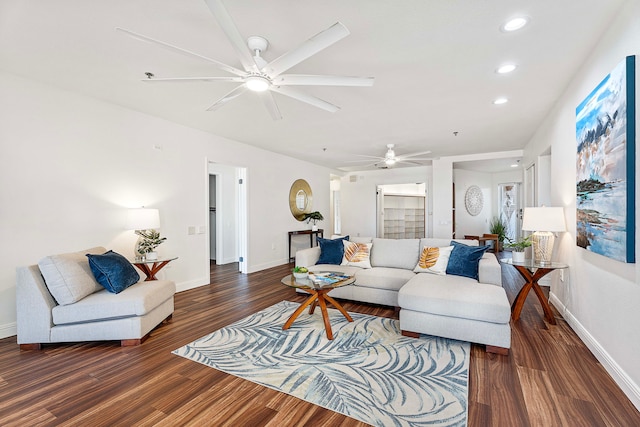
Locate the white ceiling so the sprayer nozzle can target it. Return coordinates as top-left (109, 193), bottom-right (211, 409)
top-left (0, 0), bottom-right (625, 172)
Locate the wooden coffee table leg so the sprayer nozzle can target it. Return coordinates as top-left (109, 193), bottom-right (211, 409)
top-left (283, 291), bottom-right (318, 331)
top-left (324, 294), bottom-right (353, 322)
top-left (309, 299), bottom-right (318, 314)
top-left (316, 292), bottom-right (334, 340)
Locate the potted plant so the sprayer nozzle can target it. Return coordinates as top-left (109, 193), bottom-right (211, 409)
top-left (303, 211), bottom-right (324, 231)
top-left (505, 235), bottom-right (531, 263)
top-left (488, 216), bottom-right (507, 250)
top-left (135, 229), bottom-right (167, 260)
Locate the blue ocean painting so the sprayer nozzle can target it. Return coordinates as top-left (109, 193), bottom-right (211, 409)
top-left (576, 56), bottom-right (635, 263)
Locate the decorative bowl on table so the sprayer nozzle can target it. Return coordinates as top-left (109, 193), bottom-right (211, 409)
top-left (293, 272), bottom-right (309, 280)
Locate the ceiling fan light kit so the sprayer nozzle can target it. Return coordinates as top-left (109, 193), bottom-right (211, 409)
top-left (118, 0), bottom-right (374, 119)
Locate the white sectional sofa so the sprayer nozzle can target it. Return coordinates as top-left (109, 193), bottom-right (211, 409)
top-left (16, 246), bottom-right (175, 349)
top-left (295, 237), bottom-right (511, 354)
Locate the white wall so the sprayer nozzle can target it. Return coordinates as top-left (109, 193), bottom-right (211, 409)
top-left (340, 166), bottom-right (431, 238)
top-left (522, 0), bottom-right (640, 409)
top-left (453, 169), bottom-right (493, 238)
top-left (0, 71), bottom-right (331, 338)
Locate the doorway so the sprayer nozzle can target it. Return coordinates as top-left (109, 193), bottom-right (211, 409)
top-left (207, 162), bottom-right (247, 274)
top-left (376, 183), bottom-right (427, 238)
top-left (498, 182), bottom-right (521, 242)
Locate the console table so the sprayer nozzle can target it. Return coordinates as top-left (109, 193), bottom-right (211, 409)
top-left (500, 258), bottom-right (568, 325)
top-left (288, 229), bottom-right (324, 262)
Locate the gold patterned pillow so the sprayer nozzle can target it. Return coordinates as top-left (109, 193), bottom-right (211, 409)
top-left (341, 241), bottom-right (373, 269)
top-left (413, 246), bottom-right (454, 275)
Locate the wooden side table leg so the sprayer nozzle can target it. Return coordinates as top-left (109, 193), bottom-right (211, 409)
top-left (531, 282), bottom-right (557, 325)
top-left (511, 282), bottom-right (533, 322)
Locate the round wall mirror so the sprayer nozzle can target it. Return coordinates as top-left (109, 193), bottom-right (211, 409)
top-left (289, 179), bottom-right (313, 221)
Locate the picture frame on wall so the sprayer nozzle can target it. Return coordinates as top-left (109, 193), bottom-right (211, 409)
top-left (576, 55), bottom-right (635, 263)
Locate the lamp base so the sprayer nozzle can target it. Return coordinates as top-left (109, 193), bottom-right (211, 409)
top-left (532, 231), bottom-right (555, 265)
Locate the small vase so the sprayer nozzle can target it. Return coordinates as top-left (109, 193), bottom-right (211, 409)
top-left (311, 225), bottom-right (318, 231)
top-left (512, 251), bottom-right (525, 263)
top-left (146, 251), bottom-right (158, 261)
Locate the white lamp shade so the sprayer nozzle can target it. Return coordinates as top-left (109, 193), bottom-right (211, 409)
top-left (127, 208), bottom-right (160, 230)
top-left (522, 207), bottom-right (566, 232)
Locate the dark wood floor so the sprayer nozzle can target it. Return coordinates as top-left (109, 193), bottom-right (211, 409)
top-left (1, 257), bottom-right (639, 426)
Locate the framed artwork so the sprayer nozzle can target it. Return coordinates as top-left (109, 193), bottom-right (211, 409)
top-left (576, 56), bottom-right (635, 263)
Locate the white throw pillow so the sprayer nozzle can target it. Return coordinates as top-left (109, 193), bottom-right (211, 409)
top-left (413, 246), bottom-right (454, 275)
top-left (341, 241), bottom-right (373, 269)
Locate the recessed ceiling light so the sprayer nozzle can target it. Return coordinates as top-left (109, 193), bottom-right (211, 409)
top-left (510, 163), bottom-right (519, 168)
top-left (493, 97), bottom-right (508, 105)
top-left (497, 64), bottom-right (517, 74)
top-left (501, 16), bottom-right (530, 32)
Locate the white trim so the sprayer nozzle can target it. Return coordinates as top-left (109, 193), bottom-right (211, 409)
top-left (175, 278), bottom-right (209, 293)
top-left (550, 292), bottom-right (640, 411)
top-left (0, 322), bottom-right (17, 339)
top-left (248, 259), bottom-right (290, 274)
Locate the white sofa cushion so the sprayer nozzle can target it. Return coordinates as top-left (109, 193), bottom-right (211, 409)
top-left (52, 279), bottom-right (175, 325)
top-left (354, 267), bottom-right (416, 291)
top-left (370, 238), bottom-right (420, 270)
top-left (38, 247), bottom-right (107, 305)
top-left (398, 273), bottom-right (510, 324)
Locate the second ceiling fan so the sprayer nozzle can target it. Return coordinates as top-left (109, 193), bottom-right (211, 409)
top-left (117, 0), bottom-right (374, 120)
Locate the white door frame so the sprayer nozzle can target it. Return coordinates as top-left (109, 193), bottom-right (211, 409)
top-left (206, 160), bottom-right (248, 274)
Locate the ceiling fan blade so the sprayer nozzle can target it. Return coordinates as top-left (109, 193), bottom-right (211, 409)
top-left (396, 150), bottom-right (432, 160)
top-left (344, 158), bottom-right (384, 163)
top-left (141, 76), bottom-right (243, 83)
top-left (264, 22), bottom-right (350, 76)
top-left (341, 161), bottom-right (379, 168)
top-left (204, 0), bottom-right (258, 72)
top-left (259, 91), bottom-right (282, 120)
top-left (274, 74), bottom-right (374, 87)
top-left (116, 27), bottom-right (245, 77)
top-left (206, 85), bottom-right (248, 111)
top-left (352, 154), bottom-right (387, 159)
top-left (270, 86), bottom-right (340, 113)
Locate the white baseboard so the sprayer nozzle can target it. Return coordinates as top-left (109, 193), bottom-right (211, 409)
top-left (176, 277), bottom-right (209, 293)
top-left (247, 258), bottom-right (290, 274)
top-left (0, 322), bottom-right (17, 340)
top-left (550, 292), bottom-right (640, 411)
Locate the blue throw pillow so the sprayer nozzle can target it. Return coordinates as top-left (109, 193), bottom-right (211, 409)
top-left (446, 241), bottom-right (490, 280)
top-left (86, 250), bottom-right (140, 294)
top-left (317, 236), bottom-right (350, 265)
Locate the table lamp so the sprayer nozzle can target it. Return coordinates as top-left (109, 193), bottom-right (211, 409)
top-left (127, 208), bottom-right (160, 260)
top-left (522, 207), bottom-right (566, 265)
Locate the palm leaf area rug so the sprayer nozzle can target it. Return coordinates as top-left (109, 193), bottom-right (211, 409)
top-left (173, 300), bottom-right (469, 427)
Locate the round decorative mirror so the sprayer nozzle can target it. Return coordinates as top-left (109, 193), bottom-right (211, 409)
top-left (289, 179), bottom-right (313, 221)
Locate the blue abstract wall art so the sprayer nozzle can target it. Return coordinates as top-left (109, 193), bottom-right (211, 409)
top-left (576, 56), bottom-right (635, 263)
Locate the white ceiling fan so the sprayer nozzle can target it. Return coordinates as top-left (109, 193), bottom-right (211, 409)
top-left (346, 144), bottom-right (433, 169)
top-left (116, 0), bottom-right (374, 120)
